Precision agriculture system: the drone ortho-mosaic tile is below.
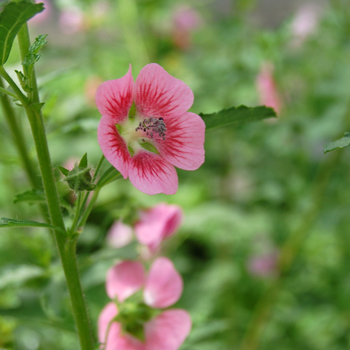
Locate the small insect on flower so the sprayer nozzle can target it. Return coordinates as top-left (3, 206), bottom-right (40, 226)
top-left (96, 63), bottom-right (205, 195)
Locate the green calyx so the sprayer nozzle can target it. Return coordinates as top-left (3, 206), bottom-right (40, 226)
top-left (58, 153), bottom-right (95, 192)
top-left (115, 300), bottom-right (157, 342)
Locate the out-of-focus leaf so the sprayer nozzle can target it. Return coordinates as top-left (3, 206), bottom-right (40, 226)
top-left (0, 1), bottom-right (44, 65)
top-left (200, 105), bottom-right (277, 131)
top-left (0, 264), bottom-right (45, 289)
top-left (13, 188), bottom-right (45, 204)
top-left (0, 217), bottom-right (66, 235)
top-left (324, 132), bottom-right (350, 154)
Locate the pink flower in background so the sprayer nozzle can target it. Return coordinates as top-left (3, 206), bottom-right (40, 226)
top-left (256, 63), bottom-right (282, 114)
top-left (291, 3), bottom-right (321, 46)
top-left (247, 251), bottom-right (278, 278)
top-left (29, 0), bottom-right (52, 25)
top-left (99, 258), bottom-right (191, 350)
top-left (172, 6), bottom-right (202, 50)
top-left (135, 203), bottom-right (182, 253)
top-left (96, 63), bottom-right (205, 195)
top-left (107, 221), bottom-right (133, 248)
top-left (59, 6), bottom-right (85, 34)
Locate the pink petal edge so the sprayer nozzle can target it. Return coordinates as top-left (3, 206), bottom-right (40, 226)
top-left (145, 309), bottom-right (192, 350)
top-left (95, 65), bottom-right (134, 123)
top-left (135, 63), bottom-right (194, 119)
top-left (106, 261), bottom-right (145, 302)
top-left (98, 116), bottom-right (130, 179)
top-left (98, 302), bottom-right (118, 344)
top-left (156, 112), bottom-right (205, 170)
top-left (143, 257), bottom-right (183, 308)
top-left (129, 151), bottom-right (178, 195)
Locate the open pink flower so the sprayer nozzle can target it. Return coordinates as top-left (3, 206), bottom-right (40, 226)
top-left (135, 203), bottom-right (182, 253)
top-left (107, 221), bottom-right (134, 248)
top-left (96, 63), bottom-right (205, 195)
top-left (99, 258), bottom-right (191, 350)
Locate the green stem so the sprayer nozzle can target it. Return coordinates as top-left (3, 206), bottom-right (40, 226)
top-left (16, 24), bottom-right (95, 349)
top-left (77, 188), bottom-right (100, 230)
top-left (238, 150), bottom-right (342, 350)
top-left (0, 86), bottom-right (18, 99)
top-left (0, 77), bottom-right (40, 189)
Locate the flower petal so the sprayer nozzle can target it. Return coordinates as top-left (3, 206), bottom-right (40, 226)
top-left (143, 257), bottom-right (183, 308)
top-left (106, 261), bottom-right (145, 302)
top-left (96, 65), bottom-right (134, 123)
top-left (107, 220), bottom-right (134, 248)
top-left (145, 309), bottom-right (191, 350)
top-left (105, 322), bottom-right (145, 350)
top-left (129, 151), bottom-right (178, 195)
top-left (135, 63), bottom-right (193, 119)
top-left (156, 112), bottom-right (205, 170)
top-left (98, 116), bottom-right (130, 179)
top-left (98, 302), bottom-right (118, 345)
top-left (135, 204), bottom-right (182, 252)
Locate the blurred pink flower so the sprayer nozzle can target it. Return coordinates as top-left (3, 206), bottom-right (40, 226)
top-left (135, 203), bottom-right (182, 253)
top-left (59, 6), bottom-right (85, 34)
top-left (247, 251), bottom-right (279, 278)
top-left (291, 3), bottom-right (321, 46)
top-left (107, 221), bottom-right (133, 248)
top-left (29, 0), bottom-right (52, 25)
top-left (172, 6), bottom-right (202, 50)
top-left (96, 63), bottom-right (205, 195)
top-left (256, 63), bottom-right (282, 114)
top-left (99, 258), bottom-right (191, 350)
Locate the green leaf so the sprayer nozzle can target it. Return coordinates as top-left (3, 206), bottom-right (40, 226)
top-left (22, 34), bottom-right (47, 78)
top-left (13, 188), bottom-right (45, 204)
top-left (0, 264), bottom-right (45, 289)
top-left (57, 165), bottom-right (69, 176)
top-left (199, 105), bottom-right (277, 131)
top-left (0, 217), bottom-right (67, 235)
top-left (0, 1), bottom-right (44, 65)
top-left (79, 153), bottom-right (88, 168)
top-left (324, 132), bottom-right (350, 154)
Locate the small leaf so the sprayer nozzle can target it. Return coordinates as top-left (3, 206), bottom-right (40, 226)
top-left (79, 153), bottom-right (88, 168)
top-left (15, 69), bottom-right (32, 92)
top-left (199, 105), bottom-right (277, 131)
top-left (57, 165), bottom-right (69, 176)
top-left (0, 1), bottom-right (44, 65)
top-left (0, 217), bottom-right (67, 235)
top-left (13, 188), bottom-right (45, 204)
top-left (22, 34), bottom-right (47, 78)
top-left (30, 102), bottom-right (45, 113)
top-left (324, 132), bottom-right (350, 154)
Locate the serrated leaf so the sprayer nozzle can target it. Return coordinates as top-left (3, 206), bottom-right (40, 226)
top-left (0, 217), bottom-right (67, 235)
top-left (0, 1), bottom-right (44, 65)
top-left (79, 153), bottom-right (88, 168)
top-left (324, 132), bottom-right (350, 154)
top-left (13, 188), bottom-right (45, 204)
top-left (199, 105), bottom-right (277, 131)
top-left (22, 34), bottom-right (47, 77)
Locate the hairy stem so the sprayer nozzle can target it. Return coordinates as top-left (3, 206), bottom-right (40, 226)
top-left (16, 24), bottom-right (95, 349)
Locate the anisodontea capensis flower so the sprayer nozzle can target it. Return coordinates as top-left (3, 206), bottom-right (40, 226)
top-left (96, 63), bottom-right (205, 195)
top-left (98, 258), bottom-right (191, 350)
top-left (135, 203), bottom-right (182, 253)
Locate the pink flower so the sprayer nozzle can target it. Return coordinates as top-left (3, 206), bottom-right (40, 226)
top-left (256, 63), bottom-right (282, 114)
top-left (107, 221), bottom-right (134, 248)
top-left (247, 252), bottom-right (278, 278)
top-left (135, 203), bottom-right (182, 253)
top-left (96, 63), bottom-right (205, 195)
top-left (99, 258), bottom-right (191, 350)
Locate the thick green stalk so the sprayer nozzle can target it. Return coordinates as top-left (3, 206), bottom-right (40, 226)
top-left (15, 24), bottom-right (95, 349)
top-left (0, 77), bottom-right (40, 189)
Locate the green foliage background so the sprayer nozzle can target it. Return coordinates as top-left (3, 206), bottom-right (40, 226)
top-left (1, 0), bottom-right (350, 349)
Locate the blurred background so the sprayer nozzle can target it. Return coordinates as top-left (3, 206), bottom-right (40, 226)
top-left (1, 0), bottom-right (350, 349)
